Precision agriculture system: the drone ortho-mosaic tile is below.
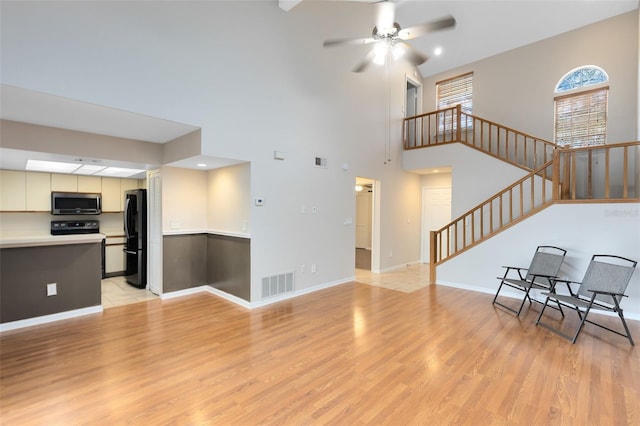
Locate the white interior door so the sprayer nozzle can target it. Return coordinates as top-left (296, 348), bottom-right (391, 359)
top-left (355, 189), bottom-right (372, 249)
top-left (421, 187), bottom-right (451, 263)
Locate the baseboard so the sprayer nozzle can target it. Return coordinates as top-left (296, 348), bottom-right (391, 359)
top-left (161, 277), bottom-right (354, 310)
top-left (0, 305), bottom-right (103, 333)
top-left (437, 280), bottom-right (640, 321)
top-left (248, 277), bottom-right (353, 309)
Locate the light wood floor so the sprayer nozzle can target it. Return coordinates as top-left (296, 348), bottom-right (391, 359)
top-left (1, 275), bottom-right (639, 425)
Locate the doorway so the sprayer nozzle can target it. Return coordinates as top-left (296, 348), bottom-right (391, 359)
top-left (355, 177), bottom-right (375, 271)
top-left (405, 76), bottom-right (422, 148)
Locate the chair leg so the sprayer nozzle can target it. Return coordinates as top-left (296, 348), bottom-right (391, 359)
top-left (515, 287), bottom-right (532, 316)
top-left (492, 280), bottom-right (506, 305)
top-left (535, 296), bottom-right (550, 325)
top-left (570, 296), bottom-right (597, 344)
top-left (613, 299), bottom-right (635, 346)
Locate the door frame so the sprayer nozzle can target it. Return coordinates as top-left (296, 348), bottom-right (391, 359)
top-left (147, 169), bottom-right (162, 295)
top-left (405, 74), bottom-right (422, 118)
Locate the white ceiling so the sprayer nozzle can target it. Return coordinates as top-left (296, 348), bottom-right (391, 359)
top-left (1, 0), bottom-right (637, 175)
top-left (313, 0), bottom-right (638, 77)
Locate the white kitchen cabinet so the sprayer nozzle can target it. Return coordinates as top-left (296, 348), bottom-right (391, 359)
top-left (26, 172), bottom-right (51, 211)
top-left (0, 170), bottom-right (26, 211)
top-left (101, 177), bottom-right (121, 212)
top-left (78, 176), bottom-right (102, 193)
top-left (120, 179), bottom-right (139, 210)
top-left (51, 174), bottom-right (77, 192)
top-left (105, 238), bottom-right (126, 274)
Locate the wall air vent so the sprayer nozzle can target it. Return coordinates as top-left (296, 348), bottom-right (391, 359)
top-left (314, 157), bottom-right (327, 168)
top-left (262, 272), bottom-right (294, 299)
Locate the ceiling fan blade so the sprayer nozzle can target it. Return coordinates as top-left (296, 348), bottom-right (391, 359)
top-left (397, 41), bottom-right (429, 67)
top-left (352, 48), bottom-right (378, 73)
top-left (397, 15), bottom-right (456, 40)
top-left (376, 1), bottom-right (396, 32)
top-left (323, 36), bottom-right (377, 48)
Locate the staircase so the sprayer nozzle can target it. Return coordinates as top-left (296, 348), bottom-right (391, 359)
top-left (403, 106), bottom-right (640, 282)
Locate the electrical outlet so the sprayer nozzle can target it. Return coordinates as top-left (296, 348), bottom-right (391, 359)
top-left (47, 283), bottom-right (57, 296)
top-left (389, 250), bottom-right (393, 257)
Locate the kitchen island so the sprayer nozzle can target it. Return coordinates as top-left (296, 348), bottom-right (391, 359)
top-left (0, 233), bottom-right (104, 328)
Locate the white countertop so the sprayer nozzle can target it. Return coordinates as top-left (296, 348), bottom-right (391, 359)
top-left (0, 233), bottom-right (105, 249)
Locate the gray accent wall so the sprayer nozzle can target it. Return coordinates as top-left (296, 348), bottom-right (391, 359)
top-left (162, 234), bottom-right (208, 292)
top-left (163, 233), bottom-right (250, 301)
top-left (0, 243), bottom-right (102, 323)
top-left (207, 234), bottom-right (250, 301)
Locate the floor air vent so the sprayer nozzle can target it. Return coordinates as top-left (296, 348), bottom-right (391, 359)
top-left (262, 272), bottom-right (294, 299)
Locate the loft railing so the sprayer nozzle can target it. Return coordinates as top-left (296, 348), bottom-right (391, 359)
top-left (556, 141), bottom-right (639, 201)
top-left (403, 105), bottom-right (556, 171)
top-left (428, 140), bottom-right (640, 282)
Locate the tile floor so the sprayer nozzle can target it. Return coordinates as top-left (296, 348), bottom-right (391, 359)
top-left (101, 263), bottom-right (430, 308)
top-left (101, 276), bottom-right (158, 309)
top-left (355, 263), bottom-right (430, 293)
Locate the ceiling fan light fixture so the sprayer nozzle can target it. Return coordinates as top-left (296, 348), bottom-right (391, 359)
top-left (372, 42), bottom-right (389, 65)
top-left (392, 43), bottom-right (405, 60)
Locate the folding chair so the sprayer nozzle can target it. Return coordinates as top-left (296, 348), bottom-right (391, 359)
top-left (492, 245), bottom-right (567, 316)
top-left (536, 254), bottom-right (637, 345)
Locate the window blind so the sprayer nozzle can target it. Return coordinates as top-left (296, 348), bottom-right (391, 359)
top-left (436, 72), bottom-right (473, 113)
top-left (436, 72), bottom-right (473, 132)
top-left (554, 87), bottom-right (608, 147)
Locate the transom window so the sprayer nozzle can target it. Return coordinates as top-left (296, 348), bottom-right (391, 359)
top-left (554, 66), bottom-right (609, 147)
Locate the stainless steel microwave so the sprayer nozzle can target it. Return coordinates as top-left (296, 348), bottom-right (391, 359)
top-left (51, 192), bottom-right (102, 215)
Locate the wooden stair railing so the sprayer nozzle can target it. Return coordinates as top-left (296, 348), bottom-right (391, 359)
top-left (557, 141), bottom-right (640, 201)
top-left (428, 141), bottom-right (640, 283)
top-left (428, 160), bottom-right (556, 280)
top-left (403, 105), bottom-right (556, 172)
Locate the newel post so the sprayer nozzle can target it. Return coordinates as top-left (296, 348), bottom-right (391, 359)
top-left (552, 147), bottom-right (560, 201)
top-left (429, 231), bottom-right (437, 284)
top-left (455, 105), bottom-right (462, 141)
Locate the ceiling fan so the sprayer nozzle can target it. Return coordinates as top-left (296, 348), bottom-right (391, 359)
top-left (323, 1), bottom-right (456, 72)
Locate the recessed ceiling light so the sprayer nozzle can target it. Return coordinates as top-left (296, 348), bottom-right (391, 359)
top-left (434, 47), bottom-right (443, 56)
top-left (73, 164), bottom-right (106, 175)
top-left (97, 167), bottom-right (145, 178)
top-left (26, 159), bottom-right (80, 173)
top-left (197, 163), bottom-right (207, 167)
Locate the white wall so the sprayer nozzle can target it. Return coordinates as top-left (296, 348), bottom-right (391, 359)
top-left (161, 166), bottom-right (208, 232)
top-left (437, 203), bottom-right (640, 319)
top-left (422, 11), bottom-right (638, 143)
top-left (207, 163), bottom-right (251, 235)
top-left (0, 1), bottom-right (427, 301)
top-left (404, 143), bottom-right (528, 217)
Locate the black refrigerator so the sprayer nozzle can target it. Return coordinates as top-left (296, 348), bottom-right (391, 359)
top-left (124, 189), bottom-right (147, 288)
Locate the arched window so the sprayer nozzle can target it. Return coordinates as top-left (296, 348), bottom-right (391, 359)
top-left (554, 66), bottom-right (609, 147)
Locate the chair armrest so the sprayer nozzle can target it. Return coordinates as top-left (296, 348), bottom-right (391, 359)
top-left (586, 289), bottom-right (628, 298)
top-left (501, 266), bottom-right (527, 271)
top-left (549, 278), bottom-right (580, 296)
top-left (500, 266), bottom-right (528, 280)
